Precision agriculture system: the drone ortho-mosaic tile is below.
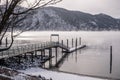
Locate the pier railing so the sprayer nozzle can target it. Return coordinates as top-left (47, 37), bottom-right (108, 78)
top-left (0, 42), bottom-right (62, 59)
top-left (0, 41), bottom-right (86, 59)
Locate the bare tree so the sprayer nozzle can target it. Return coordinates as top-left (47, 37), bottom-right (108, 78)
top-left (0, 0), bottom-right (62, 51)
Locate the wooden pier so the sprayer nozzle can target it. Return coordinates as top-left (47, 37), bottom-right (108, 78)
top-left (0, 40), bottom-right (86, 68)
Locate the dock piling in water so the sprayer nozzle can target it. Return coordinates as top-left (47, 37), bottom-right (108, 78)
top-left (5, 37), bottom-right (8, 47)
top-left (72, 38), bottom-right (73, 47)
top-left (49, 48), bottom-right (52, 68)
top-left (110, 46), bottom-right (113, 74)
top-left (31, 52), bottom-right (34, 62)
top-left (76, 38), bottom-right (78, 49)
top-left (41, 50), bottom-right (43, 61)
top-left (55, 47), bottom-right (58, 65)
top-left (61, 40), bottom-right (63, 54)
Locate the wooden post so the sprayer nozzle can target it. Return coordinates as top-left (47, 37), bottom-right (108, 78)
top-left (62, 40), bottom-right (63, 44)
top-left (110, 46), bottom-right (112, 74)
top-left (67, 39), bottom-right (69, 48)
top-left (35, 51), bottom-right (37, 57)
top-left (31, 52), bottom-right (34, 62)
top-left (41, 50), bottom-right (43, 61)
top-left (43, 49), bottom-right (45, 68)
top-left (18, 56), bottom-right (21, 64)
top-left (55, 47), bottom-right (58, 64)
top-left (5, 37), bottom-right (8, 47)
top-left (49, 48), bottom-right (52, 68)
top-left (61, 40), bottom-right (63, 55)
top-left (49, 49), bottom-right (50, 68)
top-left (79, 37), bottom-right (81, 45)
top-left (76, 38), bottom-right (78, 49)
top-left (72, 38), bottom-right (73, 47)
top-left (24, 53), bottom-right (27, 58)
top-left (43, 49), bottom-right (45, 58)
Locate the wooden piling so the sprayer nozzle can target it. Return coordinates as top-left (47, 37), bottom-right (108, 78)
top-left (31, 52), bottom-right (34, 62)
top-left (110, 46), bottom-right (112, 74)
top-left (18, 56), bottom-right (21, 64)
top-left (75, 38), bottom-right (78, 55)
top-left (49, 48), bottom-right (52, 68)
top-left (34, 51), bottom-right (37, 57)
top-left (43, 50), bottom-right (45, 68)
top-left (5, 37), bottom-right (8, 47)
top-left (72, 38), bottom-right (73, 47)
top-left (43, 50), bottom-right (45, 58)
top-left (24, 53), bottom-right (27, 58)
top-left (55, 47), bottom-right (58, 64)
top-left (76, 38), bottom-right (78, 49)
top-left (41, 50), bottom-right (43, 61)
top-left (61, 40), bottom-right (63, 55)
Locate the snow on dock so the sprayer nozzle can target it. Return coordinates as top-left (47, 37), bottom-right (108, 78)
top-left (63, 45), bottom-right (86, 53)
top-left (68, 45), bottom-right (86, 53)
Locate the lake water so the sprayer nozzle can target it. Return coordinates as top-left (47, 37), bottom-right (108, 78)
top-left (17, 31), bottom-right (120, 79)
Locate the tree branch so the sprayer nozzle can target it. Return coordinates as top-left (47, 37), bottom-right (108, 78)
top-left (12, 0), bottom-right (62, 15)
top-left (0, 0), bottom-right (62, 51)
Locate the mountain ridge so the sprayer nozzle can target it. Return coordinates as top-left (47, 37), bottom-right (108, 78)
top-left (13, 6), bottom-right (120, 31)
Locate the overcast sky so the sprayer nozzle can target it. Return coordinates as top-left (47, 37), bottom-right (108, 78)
top-left (52, 0), bottom-right (120, 18)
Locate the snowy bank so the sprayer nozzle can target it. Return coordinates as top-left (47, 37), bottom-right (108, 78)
top-left (20, 67), bottom-right (107, 80)
top-left (0, 67), bottom-right (43, 80)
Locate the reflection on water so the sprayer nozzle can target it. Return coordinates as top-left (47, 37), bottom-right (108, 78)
top-left (17, 31), bottom-right (120, 79)
top-left (59, 47), bottom-right (110, 78)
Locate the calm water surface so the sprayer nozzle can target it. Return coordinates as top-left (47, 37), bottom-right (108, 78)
top-left (17, 31), bottom-right (120, 79)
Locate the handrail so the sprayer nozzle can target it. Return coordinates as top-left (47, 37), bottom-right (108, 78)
top-left (0, 42), bottom-right (69, 59)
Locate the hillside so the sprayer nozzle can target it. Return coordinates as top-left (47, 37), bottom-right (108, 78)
top-left (12, 6), bottom-right (120, 31)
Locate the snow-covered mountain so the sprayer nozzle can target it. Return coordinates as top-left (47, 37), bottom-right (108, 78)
top-left (19, 7), bottom-right (120, 31)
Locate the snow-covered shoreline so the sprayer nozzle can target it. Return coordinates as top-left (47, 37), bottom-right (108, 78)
top-left (20, 67), bottom-right (107, 80)
top-left (0, 67), bottom-right (43, 80)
